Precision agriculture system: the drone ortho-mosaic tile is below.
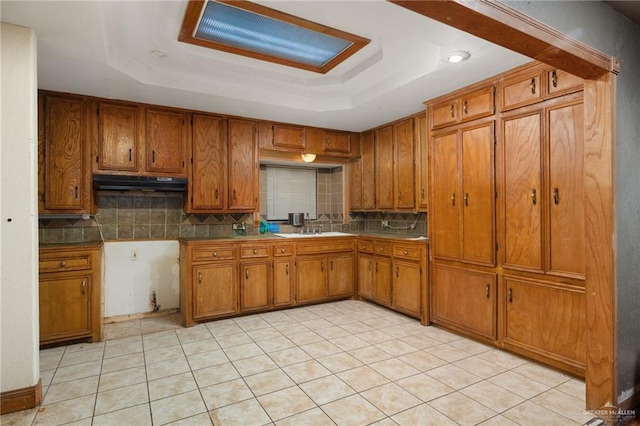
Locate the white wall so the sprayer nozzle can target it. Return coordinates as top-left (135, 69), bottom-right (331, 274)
top-left (0, 22), bottom-right (39, 392)
top-left (103, 241), bottom-right (179, 318)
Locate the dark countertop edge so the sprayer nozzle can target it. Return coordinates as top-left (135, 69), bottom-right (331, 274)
top-left (179, 233), bottom-right (428, 243)
top-left (39, 241), bottom-right (104, 249)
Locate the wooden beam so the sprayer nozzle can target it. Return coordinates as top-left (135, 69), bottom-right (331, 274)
top-left (390, 0), bottom-right (619, 79)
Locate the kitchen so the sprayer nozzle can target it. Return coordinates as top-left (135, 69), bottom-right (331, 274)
top-left (3, 1), bottom-right (633, 424)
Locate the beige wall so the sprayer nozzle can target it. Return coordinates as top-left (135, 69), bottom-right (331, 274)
top-left (0, 22), bottom-right (40, 392)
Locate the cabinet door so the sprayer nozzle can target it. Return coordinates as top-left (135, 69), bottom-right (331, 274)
top-left (43, 96), bottom-right (88, 211)
top-left (228, 119), bottom-right (258, 210)
top-left (296, 256), bottom-right (327, 303)
top-left (374, 257), bottom-right (392, 305)
top-left (547, 69), bottom-right (583, 97)
top-left (328, 253), bottom-right (354, 297)
top-left (431, 100), bottom-right (458, 129)
top-left (39, 275), bottom-right (91, 342)
top-left (503, 112), bottom-right (543, 272)
top-left (501, 72), bottom-right (543, 111)
top-left (193, 263), bottom-right (238, 319)
top-left (361, 131), bottom-right (376, 210)
top-left (190, 114), bottom-right (226, 211)
top-left (240, 261), bottom-right (271, 312)
top-left (273, 258), bottom-right (294, 307)
top-left (431, 131), bottom-right (460, 259)
top-left (393, 118), bottom-right (415, 209)
top-left (415, 114), bottom-right (429, 210)
top-left (460, 87), bottom-right (495, 123)
top-left (145, 108), bottom-right (186, 175)
top-left (504, 276), bottom-right (585, 367)
top-left (375, 126), bottom-right (394, 209)
top-left (392, 260), bottom-right (422, 318)
top-left (273, 124), bottom-right (305, 149)
top-left (97, 102), bottom-right (139, 172)
top-left (358, 253), bottom-right (374, 299)
top-left (431, 264), bottom-right (496, 340)
top-left (547, 101), bottom-right (584, 277)
top-left (349, 158), bottom-right (362, 210)
top-left (461, 123), bottom-right (495, 265)
top-left (323, 131), bottom-right (351, 154)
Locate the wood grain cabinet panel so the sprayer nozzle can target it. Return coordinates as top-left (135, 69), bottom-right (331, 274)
top-left (431, 100), bottom-right (458, 129)
top-left (503, 276), bottom-right (585, 373)
top-left (374, 257), bottom-right (392, 305)
top-left (189, 114), bottom-right (226, 211)
top-left (40, 94), bottom-right (91, 213)
top-left (392, 260), bottom-right (422, 318)
top-left (415, 114), bottom-right (429, 211)
top-left (431, 263), bottom-right (496, 340)
top-left (360, 131), bottom-right (376, 210)
top-left (296, 256), bottom-right (328, 303)
top-left (240, 260), bottom-right (271, 312)
top-left (327, 253), bottom-right (354, 297)
top-left (375, 125), bottom-right (394, 210)
top-left (193, 262), bottom-right (238, 319)
top-left (349, 158), bottom-right (363, 211)
top-left (273, 124), bottom-right (305, 149)
top-left (228, 119), bottom-right (258, 211)
top-left (357, 252), bottom-right (374, 300)
top-left (145, 108), bottom-right (186, 175)
top-left (273, 258), bottom-right (294, 307)
top-left (500, 72), bottom-right (543, 111)
top-left (460, 87), bottom-right (495, 123)
top-left (323, 131), bottom-right (351, 154)
top-left (547, 69), bottom-right (583, 97)
top-left (96, 102), bottom-right (139, 172)
top-left (393, 118), bottom-right (415, 210)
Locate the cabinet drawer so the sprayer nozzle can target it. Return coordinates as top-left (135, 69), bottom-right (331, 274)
top-left (500, 72), bottom-right (543, 111)
top-left (39, 254), bottom-right (92, 273)
top-left (358, 240), bottom-right (374, 253)
top-left (192, 246), bottom-right (236, 261)
top-left (373, 242), bottom-right (391, 256)
top-left (273, 243), bottom-right (293, 257)
top-left (547, 69), bottom-right (583, 96)
top-left (240, 244), bottom-right (271, 258)
top-left (393, 244), bottom-right (422, 261)
top-left (296, 239), bottom-right (355, 255)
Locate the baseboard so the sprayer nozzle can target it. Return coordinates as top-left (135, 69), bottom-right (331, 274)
top-left (0, 379), bottom-right (41, 415)
top-left (104, 307), bottom-right (179, 324)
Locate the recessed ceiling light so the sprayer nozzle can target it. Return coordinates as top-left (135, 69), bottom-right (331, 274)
top-left (445, 51), bottom-right (470, 63)
top-left (151, 50), bottom-right (169, 59)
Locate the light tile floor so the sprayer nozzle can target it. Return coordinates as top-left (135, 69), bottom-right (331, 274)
top-left (2, 300), bottom-right (597, 426)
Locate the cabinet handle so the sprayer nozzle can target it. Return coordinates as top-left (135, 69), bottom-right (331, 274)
top-left (215, 189), bottom-right (218, 200)
top-left (81, 280), bottom-right (86, 295)
top-left (396, 266), bottom-right (399, 278)
top-left (451, 193), bottom-right (456, 206)
top-left (253, 249), bottom-right (258, 254)
top-left (450, 104), bottom-right (455, 118)
top-left (198, 272), bottom-right (202, 284)
top-left (485, 283), bottom-right (490, 299)
top-left (552, 70), bottom-right (558, 88)
top-left (60, 261), bottom-right (66, 267)
top-left (286, 264), bottom-right (289, 275)
top-left (375, 262), bottom-right (378, 273)
top-left (403, 250), bottom-right (408, 255)
top-left (152, 150), bottom-right (156, 163)
top-left (245, 268), bottom-right (249, 279)
top-left (531, 188), bottom-right (537, 205)
top-left (233, 190), bottom-right (237, 201)
top-left (464, 193), bottom-right (469, 207)
top-left (128, 148), bottom-right (132, 162)
top-left (368, 260), bottom-right (371, 271)
top-left (507, 288), bottom-right (513, 303)
top-left (421, 189), bottom-right (425, 199)
top-left (379, 247), bottom-right (384, 253)
top-left (281, 248), bottom-right (285, 253)
top-left (463, 101), bottom-right (468, 115)
top-left (553, 187), bottom-right (560, 205)
top-left (321, 261), bottom-right (324, 272)
top-left (531, 78), bottom-right (536, 94)
top-left (330, 260), bottom-right (333, 270)
top-left (213, 252), bottom-right (218, 257)
top-left (74, 186), bottom-right (79, 199)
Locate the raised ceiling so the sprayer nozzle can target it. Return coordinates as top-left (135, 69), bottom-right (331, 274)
top-left (0, 0), bottom-right (536, 131)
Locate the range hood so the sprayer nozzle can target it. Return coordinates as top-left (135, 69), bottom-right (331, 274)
top-left (93, 174), bottom-right (188, 192)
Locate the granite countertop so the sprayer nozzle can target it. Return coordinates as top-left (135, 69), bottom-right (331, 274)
top-left (180, 232), bottom-right (428, 243)
top-left (39, 240), bottom-right (104, 249)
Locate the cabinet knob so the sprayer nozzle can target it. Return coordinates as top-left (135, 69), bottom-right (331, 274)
top-left (246, 269), bottom-right (249, 279)
top-left (213, 252), bottom-right (218, 257)
top-left (451, 193), bottom-right (456, 206)
top-left (464, 193), bottom-right (469, 207)
top-left (198, 272), bottom-right (203, 283)
top-left (253, 249), bottom-right (258, 254)
top-left (281, 248), bottom-right (285, 253)
top-left (403, 250), bottom-right (408, 255)
top-left (60, 261), bottom-right (66, 267)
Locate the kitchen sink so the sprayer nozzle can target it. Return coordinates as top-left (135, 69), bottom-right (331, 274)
top-left (273, 232), bottom-right (354, 238)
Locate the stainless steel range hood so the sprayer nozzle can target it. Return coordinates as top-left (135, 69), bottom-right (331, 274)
top-left (93, 174), bottom-right (188, 192)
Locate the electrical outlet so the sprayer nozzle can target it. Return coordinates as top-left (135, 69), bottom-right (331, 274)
top-left (131, 249), bottom-right (139, 261)
top-left (232, 223), bottom-right (246, 231)
top-left (381, 220), bottom-right (389, 227)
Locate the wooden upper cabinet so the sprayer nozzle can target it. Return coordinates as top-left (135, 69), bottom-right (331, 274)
top-left (39, 93), bottom-right (91, 213)
top-left (415, 114), bottom-right (428, 211)
top-left (500, 70), bottom-right (544, 111)
top-left (349, 158), bottom-right (362, 211)
top-left (360, 131), bottom-right (376, 210)
top-left (96, 102), bottom-right (139, 172)
top-left (375, 125), bottom-right (394, 210)
top-left (547, 69), bottom-right (583, 97)
top-left (393, 118), bottom-right (415, 210)
top-left (228, 118), bottom-right (258, 211)
top-left (323, 131), bottom-right (351, 154)
top-left (145, 108), bottom-right (187, 176)
top-left (431, 86), bottom-right (494, 130)
top-left (189, 114), bottom-right (226, 212)
top-left (273, 124), bottom-right (305, 150)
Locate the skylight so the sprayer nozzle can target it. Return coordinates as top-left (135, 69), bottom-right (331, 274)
top-left (179, 0), bottom-right (370, 74)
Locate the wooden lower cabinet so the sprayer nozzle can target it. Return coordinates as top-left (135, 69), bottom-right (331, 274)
top-left (273, 258), bottom-right (294, 307)
top-left (357, 252), bottom-right (374, 299)
top-left (240, 260), bottom-right (271, 312)
top-left (39, 244), bottom-right (102, 345)
top-left (328, 253), bottom-right (354, 297)
top-left (393, 260), bottom-right (421, 318)
top-left (374, 257), bottom-right (392, 305)
top-left (431, 263), bottom-right (496, 341)
top-left (193, 262), bottom-right (238, 319)
top-left (502, 275), bottom-right (585, 375)
top-left (296, 256), bottom-right (329, 303)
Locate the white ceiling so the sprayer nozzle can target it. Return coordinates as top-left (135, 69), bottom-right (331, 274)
top-left (1, 0), bottom-right (531, 132)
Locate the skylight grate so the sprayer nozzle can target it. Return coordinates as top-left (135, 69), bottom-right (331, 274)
top-left (179, 0), bottom-right (370, 74)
